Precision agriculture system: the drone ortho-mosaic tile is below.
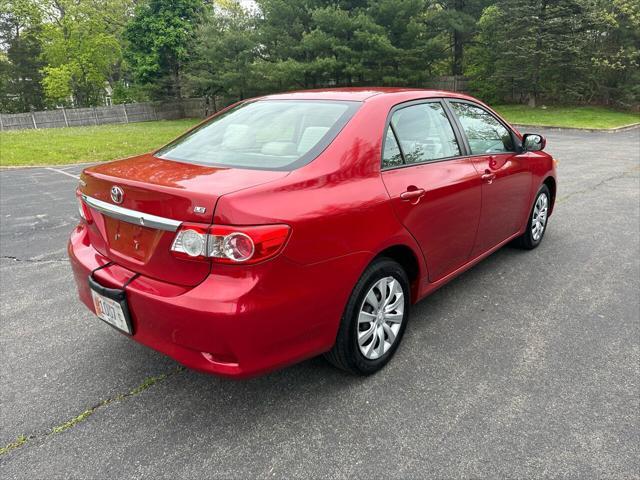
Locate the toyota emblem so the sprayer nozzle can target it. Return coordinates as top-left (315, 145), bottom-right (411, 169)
top-left (110, 186), bottom-right (124, 204)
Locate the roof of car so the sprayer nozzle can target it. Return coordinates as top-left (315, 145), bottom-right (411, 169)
top-left (261, 87), bottom-right (477, 103)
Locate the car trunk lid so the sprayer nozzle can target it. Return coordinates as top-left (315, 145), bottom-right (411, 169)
top-left (79, 154), bottom-right (288, 286)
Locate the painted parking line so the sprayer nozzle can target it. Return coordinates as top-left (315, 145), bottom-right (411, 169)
top-left (45, 167), bottom-right (80, 180)
top-left (59, 162), bottom-right (97, 170)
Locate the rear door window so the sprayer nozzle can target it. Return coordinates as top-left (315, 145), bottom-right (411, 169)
top-left (382, 126), bottom-right (404, 169)
top-left (449, 101), bottom-right (515, 154)
top-left (389, 103), bottom-right (461, 165)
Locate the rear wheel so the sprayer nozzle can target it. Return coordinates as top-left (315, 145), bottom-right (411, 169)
top-left (325, 258), bottom-right (410, 375)
top-left (514, 184), bottom-right (551, 250)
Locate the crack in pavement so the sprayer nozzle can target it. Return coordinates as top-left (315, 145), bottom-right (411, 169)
top-left (556, 166), bottom-right (639, 205)
top-left (0, 366), bottom-right (185, 459)
top-left (0, 255), bottom-right (67, 264)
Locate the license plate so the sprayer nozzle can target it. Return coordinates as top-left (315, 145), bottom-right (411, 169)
top-left (91, 289), bottom-right (131, 334)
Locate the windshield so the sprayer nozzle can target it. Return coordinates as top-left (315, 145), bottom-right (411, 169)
top-left (156, 100), bottom-right (360, 170)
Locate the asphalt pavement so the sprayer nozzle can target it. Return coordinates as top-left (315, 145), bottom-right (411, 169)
top-left (0, 128), bottom-right (639, 478)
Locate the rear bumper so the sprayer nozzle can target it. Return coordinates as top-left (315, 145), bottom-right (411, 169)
top-left (68, 223), bottom-right (368, 378)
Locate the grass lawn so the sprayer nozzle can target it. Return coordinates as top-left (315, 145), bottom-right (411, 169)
top-left (0, 118), bottom-right (200, 167)
top-left (494, 105), bottom-right (639, 130)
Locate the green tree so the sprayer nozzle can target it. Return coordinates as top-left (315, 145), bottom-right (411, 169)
top-left (589, 0), bottom-right (640, 107)
top-left (39, 0), bottom-right (132, 107)
top-left (299, 5), bottom-right (397, 86)
top-left (0, 0), bottom-right (44, 112)
top-left (251, 0), bottom-right (446, 89)
top-left (251, 0), bottom-right (317, 90)
top-left (368, 0), bottom-right (445, 82)
top-left (0, 52), bottom-right (12, 112)
top-left (469, 0), bottom-right (609, 105)
top-left (125, 0), bottom-right (207, 99)
top-left (5, 27), bottom-right (45, 111)
top-left (188, 1), bottom-right (259, 101)
top-left (423, 0), bottom-right (490, 75)
top-left (0, 0), bottom-right (41, 43)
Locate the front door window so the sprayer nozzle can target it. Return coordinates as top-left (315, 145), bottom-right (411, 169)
top-left (449, 102), bottom-right (514, 155)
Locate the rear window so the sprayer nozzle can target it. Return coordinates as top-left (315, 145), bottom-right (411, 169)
top-left (156, 100), bottom-right (360, 170)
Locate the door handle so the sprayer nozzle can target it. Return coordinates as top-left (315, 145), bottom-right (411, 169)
top-left (481, 170), bottom-right (497, 184)
top-left (400, 188), bottom-right (426, 203)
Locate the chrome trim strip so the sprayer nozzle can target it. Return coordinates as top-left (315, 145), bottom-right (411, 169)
top-left (81, 194), bottom-right (182, 232)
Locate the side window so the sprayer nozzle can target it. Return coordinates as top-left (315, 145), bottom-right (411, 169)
top-left (390, 103), bottom-right (460, 165)
top-left (450, 102), bottom-right (515, 154)
top-left (382, 126), bottom-right (403, 169)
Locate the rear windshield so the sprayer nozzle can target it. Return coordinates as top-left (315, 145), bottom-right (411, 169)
top-left (156, 100), bottom-right (360, 170)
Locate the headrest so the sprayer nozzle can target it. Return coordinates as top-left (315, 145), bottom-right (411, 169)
top-left (261, 141), bottom-right (297, 156)
top-left (297, 126), bottom-right (330, 155)
top-left (222, 124), bottom-right (254, 149)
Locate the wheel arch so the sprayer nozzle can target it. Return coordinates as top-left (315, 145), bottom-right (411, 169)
top-left (373, 244), bottom-right (422, 303)
top-left (543, 176), bottom-right (557, 214)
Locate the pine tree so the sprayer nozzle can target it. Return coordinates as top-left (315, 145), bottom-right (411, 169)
top-left (470, 0), bottom-right (609, 105)
top-left (0, 0), bottom-right (44, 112)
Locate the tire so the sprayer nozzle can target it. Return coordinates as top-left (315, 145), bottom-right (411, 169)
top-left (324, 257), bottom-right (411, 375)
top-left (514, 184), bottom-right (551, 250)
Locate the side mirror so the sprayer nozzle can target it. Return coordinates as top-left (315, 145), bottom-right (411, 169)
top-left (522, 133), bottom-right (546, 152)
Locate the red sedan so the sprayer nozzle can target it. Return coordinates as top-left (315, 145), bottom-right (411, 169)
top-left (69, 88), bottom-right (557, 378)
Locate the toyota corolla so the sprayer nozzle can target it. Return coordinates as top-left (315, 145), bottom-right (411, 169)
top-left (69, 88), bottom-right (557, 377)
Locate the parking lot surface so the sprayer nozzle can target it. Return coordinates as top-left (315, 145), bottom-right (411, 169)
top-left (1, 129), bottom-right (639, 478)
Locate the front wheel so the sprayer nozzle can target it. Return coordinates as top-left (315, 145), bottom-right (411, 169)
top-left (324, 258), bottom-right (410, 375)
top-left (514, 184), bottom-right (551, 250)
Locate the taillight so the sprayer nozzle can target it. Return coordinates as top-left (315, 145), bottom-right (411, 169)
top-left (76, 192), bottom-right (93, 223)
top-left (171, 226), bottom-right (209, 259)
top-left (170, 224), bottom-right (291, 264)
